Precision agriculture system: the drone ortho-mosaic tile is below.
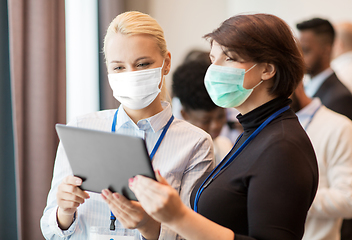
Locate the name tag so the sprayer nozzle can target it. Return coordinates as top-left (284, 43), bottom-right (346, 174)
top-left (90, 226), bottom-right (137, 240)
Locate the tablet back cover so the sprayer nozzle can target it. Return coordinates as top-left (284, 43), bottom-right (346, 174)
top-left (55, 124), bottom-right (155, 201)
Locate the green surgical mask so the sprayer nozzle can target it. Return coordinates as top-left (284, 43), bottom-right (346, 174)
top-left (204, 63), bottom-right (260, 108)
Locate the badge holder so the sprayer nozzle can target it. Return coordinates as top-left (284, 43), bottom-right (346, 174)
top-left (90, 226), bottom-right (137, 240)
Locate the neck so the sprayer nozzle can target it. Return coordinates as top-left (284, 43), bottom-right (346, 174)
top-left (309, 62), bottom-right (330, 78)
top-left (123, 98), bottom-right (164, 124)
top-left (235, 84), bottom-right (276, 115)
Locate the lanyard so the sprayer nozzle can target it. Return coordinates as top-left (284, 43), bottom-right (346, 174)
top-left (109, 108), bottom-right (174, 230)
top-left (302, 104), bottom-right (321, 130)
top-left (193, 105), bottom-right (290, 213)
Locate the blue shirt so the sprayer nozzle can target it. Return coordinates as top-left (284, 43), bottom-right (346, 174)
top-left (304, 68), bottom-right (334, 98)
top-left (296, 98), bottom-right (322, 129)
top-left (40, 101), bottom-right (214, 240)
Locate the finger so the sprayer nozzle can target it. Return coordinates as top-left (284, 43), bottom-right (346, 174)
top-left (130, 177), bottom-right (169, 208)
top-left (57, 198), bottom-right (81, 211)
top-left (59, 182), bottom-right (90, 199)
top-left (101, 189), bottom-right (122, 215)
top-left (63, 175), bottom-right (83, 186)
top-left (154, 170), bottom-right (168, 185)
top-left (132, 175), bottom-right (170, 197)
top-left (62, 176), bottom-right (90, 198)
top-left (102, 190), bottom-right (139, 214)
top-left (58, 191), bottom-right (86, 204)
top-left (101, 190), bottom-right (139, 226)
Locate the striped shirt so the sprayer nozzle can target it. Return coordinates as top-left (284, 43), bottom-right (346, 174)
top-left (40, 101), bottom-right (214, 240)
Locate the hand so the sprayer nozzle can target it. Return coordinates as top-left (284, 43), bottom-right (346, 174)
top-left (101, 189), bottom-right (150, 229)
top-left (101, 189), bottom-right (161, 239)
top-left (129, 170), bottom-right (188, 225)
top-left (56, 176), bottom-right (90, 229)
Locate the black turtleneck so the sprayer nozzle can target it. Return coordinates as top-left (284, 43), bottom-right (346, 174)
top-left (190, 97), bottom-right (318, 240)
top-left (234, 96), bottom-right (292, 151)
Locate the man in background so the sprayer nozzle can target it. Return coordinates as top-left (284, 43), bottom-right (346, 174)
top-left (291, 82), bottom-right (352, 240)
top-left (331, 21), bottom-right (352, 93)
top-left (296, 18), bottom-right (352, 120)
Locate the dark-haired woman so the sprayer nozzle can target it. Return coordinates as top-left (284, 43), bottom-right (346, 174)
top-left (106, 13), bottom-right (319, 240)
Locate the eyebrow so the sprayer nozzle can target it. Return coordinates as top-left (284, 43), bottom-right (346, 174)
top-left (109, 56), bottom-right (152, 64)
top-left (223, 49), bottom-right (245, 60)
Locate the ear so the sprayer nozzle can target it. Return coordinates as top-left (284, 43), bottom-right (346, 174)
top-left (180, 109), bottom-right (189, 120)
top-left (261, 63), bottom-right (276, 81)
top-left (163, 51), bottom-right (171, 75)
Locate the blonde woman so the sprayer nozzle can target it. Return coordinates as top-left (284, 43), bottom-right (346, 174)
top-left (40, 11), bottom-right (214, 240)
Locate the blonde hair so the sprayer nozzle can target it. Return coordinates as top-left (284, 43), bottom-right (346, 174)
top-left (103, 11), bottom-right (168, 58)
top-left (103, 11), bottom-right (170, 102)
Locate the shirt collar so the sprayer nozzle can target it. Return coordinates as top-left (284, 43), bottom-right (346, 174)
top-left (115, 101), bottom-right (173, 133)
top-left (296, 97), bottom-right (322, 128)
top-left (304, 68), bottom-right (334, 97)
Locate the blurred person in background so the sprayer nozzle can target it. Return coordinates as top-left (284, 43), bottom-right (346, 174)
top-left (331, 21), bottom-right (352, 93)
top-left (291, 82), bottom-right (352, 240)
top-left (172, 49), bottom-right (243, 144)
top-left (296, 18), bottom-right (352, 120)
top-left (172, 60), bottom-right (233, 165)
top-left (297, 19), bottom-right (352, 239)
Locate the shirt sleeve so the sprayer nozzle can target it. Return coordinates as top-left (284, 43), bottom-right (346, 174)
top-left (40, 120), bottom-right (80, 239)
top-left (40, 142), bottom-right (78, 239)
top-left (179, 135), bottom-right (215, 208)
top-left (307, 118), bottom-right (352, 218)
top-left (158, 135), bottom-right (215, 240)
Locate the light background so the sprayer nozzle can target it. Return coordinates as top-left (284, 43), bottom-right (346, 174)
top-left (66, 0), bottom-right (352, 122)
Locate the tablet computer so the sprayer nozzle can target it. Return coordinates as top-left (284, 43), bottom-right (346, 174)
top-left (55, 124), bottom-right (155, 201)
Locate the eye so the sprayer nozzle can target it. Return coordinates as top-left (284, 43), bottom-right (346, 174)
top-left (136, 62), bottom-right (152, 68)
top-left (113, 66), bottom-right (125, 72)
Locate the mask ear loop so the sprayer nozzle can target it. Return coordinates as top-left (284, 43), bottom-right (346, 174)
top-left (252, 80), bottom-right (263, 89)
top-left (245, 63), bottom-right (262, 89)
top-left (161, 59), bottom-right (165, 72)
top-left (245, 63), bottom-right (257, 73)
top-left (158, 59), bottom-right (166, 93)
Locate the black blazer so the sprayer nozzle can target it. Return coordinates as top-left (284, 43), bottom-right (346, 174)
top-left (314, 72), bottom-right (352, 120)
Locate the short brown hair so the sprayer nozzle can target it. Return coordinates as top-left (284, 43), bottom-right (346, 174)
top-left (204, 14), bottom-right (304, 98)
top-left (296, 18), bottom-right (335, 46)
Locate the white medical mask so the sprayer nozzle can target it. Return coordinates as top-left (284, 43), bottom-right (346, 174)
top-left (108, 61), bottom-right (164, 110)
top-left (204, 63), bottom-right (261, 108)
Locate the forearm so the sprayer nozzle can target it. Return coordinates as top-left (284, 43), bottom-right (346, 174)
top-left (166, 205), bottom-right (234, 240)
top-left (138, 217), bottom-right (161, 240)
top-left (57, 208), bottom-right (75, 230)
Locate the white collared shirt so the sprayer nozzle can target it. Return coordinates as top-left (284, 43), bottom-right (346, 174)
top-left (304, 68), bottom-right (334, 98)
top-left (40, 101), bottom-right (214, 240)
top-left (296, 98), bottom-right (322, 129)
top-left (296, 99), bottom-right (352, 240)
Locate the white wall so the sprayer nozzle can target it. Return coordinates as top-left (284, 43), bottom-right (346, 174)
top-left (148, 0), bottom-right (229, 94)
top-left (147, 0), bottom-right (352, 94)
top-left (227, 0), bottom-right (352, 35)
top-left (65, 0), bottom-right (100, 123)
top-left (64, 0), bottom-right (352, 119)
